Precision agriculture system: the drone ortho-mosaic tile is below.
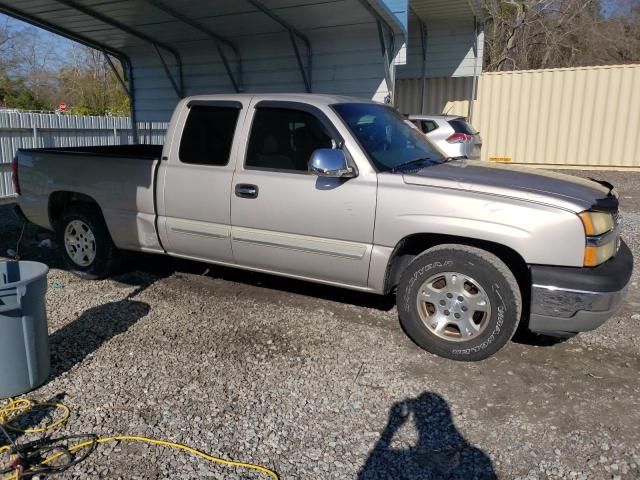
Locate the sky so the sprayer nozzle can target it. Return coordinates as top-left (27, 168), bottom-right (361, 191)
top-left (1, 12), bottom-right (75, 61)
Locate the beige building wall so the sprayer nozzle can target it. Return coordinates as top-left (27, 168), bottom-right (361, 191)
top-left (396, 64), bottom-right (640, 168)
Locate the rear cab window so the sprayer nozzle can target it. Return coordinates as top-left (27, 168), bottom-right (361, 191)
top-left (179, 105), bottom-right (240, 166)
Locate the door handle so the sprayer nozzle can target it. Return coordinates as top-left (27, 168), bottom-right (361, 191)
top-left (235, 184), bottom-right (258, 199)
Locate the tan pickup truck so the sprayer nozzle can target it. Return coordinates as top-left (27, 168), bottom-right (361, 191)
top-left (13, 94), bottom-right (633, 361)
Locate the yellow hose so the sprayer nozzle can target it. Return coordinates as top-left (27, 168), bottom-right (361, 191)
top-left (0, 398), bottom-right (70, 434)
top-left (0, 397), bottom-right (279, 479)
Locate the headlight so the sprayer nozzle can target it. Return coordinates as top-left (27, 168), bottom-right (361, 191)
top-left (579, 211), bottom-right (614, 236)
top-left (579, 211), bottom-right (616, 267)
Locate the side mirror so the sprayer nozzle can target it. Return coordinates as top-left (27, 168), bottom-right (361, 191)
top-left (308, 148), bottom-right (356, 178)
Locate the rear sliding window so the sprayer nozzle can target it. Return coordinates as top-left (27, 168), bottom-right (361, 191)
top-left (448, 119), bottom-right (477, 135)
top-left (179, 105), bottom-right (240, 166)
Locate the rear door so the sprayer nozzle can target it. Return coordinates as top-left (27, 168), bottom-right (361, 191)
top-left (415, 118), bottom-right (455, 156)
top-left (230, 100), bottom-right (377, 288)
top-left (448, 118), bottom-right (482, 159)
top-left (156, 100), bottom-right (246, 263)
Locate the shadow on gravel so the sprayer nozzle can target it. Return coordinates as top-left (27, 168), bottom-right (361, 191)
top-left (206, 265), bottom-right (397, 311)
top-left (125, 252), bottom-right (397, 312)
top-left (49, 297), bottom-right (150, 380)
top-left (511, 329), bottom-right (572, 347)
top-left (358, 392), bottom-right (496, 480)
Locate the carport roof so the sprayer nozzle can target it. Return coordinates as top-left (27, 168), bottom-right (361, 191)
top-left (0, 0), bottom-right (408, 54)
top-left (0, 0), bottom-right (482, 57)
top-left (0, 0), bottom-right (484, 121)
top-left (411, 0), bottom-right (483, 22)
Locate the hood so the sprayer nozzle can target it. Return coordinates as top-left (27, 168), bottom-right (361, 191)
top-left (401, 160), bottom-right (615, 212)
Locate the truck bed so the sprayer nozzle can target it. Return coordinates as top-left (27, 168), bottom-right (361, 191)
top-left (16, 144), bottom-right (165, 254)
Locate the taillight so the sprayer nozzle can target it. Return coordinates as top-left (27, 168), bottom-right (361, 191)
top-left (446, 133), bottom-right (472, 144)
top-left (11, 156), bottom-right (20, 195)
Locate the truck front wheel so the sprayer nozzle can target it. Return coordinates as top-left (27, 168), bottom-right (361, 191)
top-left (397, 244), bottom-right (522, 361)
top-left (57, 204), bottom-right (118, 279)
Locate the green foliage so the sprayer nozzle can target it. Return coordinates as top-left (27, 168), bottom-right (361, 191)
top-left (0, 74), bottom-right (48, 110)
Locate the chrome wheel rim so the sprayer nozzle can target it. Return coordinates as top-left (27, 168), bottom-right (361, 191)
top-left (64, 220), bottom-right (96, 267)
top-left (416, 271), bottom-right (491, 342)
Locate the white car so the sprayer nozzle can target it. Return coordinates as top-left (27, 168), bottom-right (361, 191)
top-left (409, 114), bottom-right (482, 159)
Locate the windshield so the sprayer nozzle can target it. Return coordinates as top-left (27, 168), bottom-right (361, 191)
top-left (333, 103), bottom-right (445, 171)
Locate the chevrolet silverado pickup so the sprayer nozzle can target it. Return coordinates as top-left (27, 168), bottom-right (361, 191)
top-left (12, 94), bottom-right (633, 361)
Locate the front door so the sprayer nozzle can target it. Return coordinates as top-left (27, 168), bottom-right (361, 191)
top-left (230, 101), bottom-right (377, 288)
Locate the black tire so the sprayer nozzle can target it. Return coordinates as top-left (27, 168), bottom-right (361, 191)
top-left (57, 203), bottom-right (118, 279)
top-left (397, 244), bottom-right (522, 361)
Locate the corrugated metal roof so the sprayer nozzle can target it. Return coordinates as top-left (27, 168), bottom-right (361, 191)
top-left (0, 0), bottom-right (481, 120)
top-left (1, 0), bottom-right (480, 57)
top-left (5, 0), bottom-right (389, 49)
top-left (410, 0), bottom-right (482, 22)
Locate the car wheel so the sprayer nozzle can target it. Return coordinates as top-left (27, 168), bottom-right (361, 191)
top-left (397, 244), bottom-right (522, 361)
top-left (58, 204), bottom-right (118, 279)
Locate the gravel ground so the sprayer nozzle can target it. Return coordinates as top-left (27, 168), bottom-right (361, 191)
top-left (0, 169), bottom-right (639, 480)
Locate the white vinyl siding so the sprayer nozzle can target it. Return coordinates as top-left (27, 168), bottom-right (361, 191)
top-left (396, 15), bottom-right (483, 80)
top-left (127, 20), bottom-right (400, 121)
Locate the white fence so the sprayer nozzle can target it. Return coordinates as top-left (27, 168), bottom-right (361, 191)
top-left (0, 112), bottom-right (167, 201)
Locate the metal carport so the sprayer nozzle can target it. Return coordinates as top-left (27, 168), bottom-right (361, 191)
top-left (0, 0), bottom-right (483, 125)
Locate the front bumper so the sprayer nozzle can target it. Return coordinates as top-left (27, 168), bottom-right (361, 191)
top-left (528, 241), bottom-right (633, 335)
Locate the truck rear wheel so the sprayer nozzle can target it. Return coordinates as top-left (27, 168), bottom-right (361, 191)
top-left (396, 244), bottom-right (521, 361)
top-left (57, 204), bottom-right (118, 279)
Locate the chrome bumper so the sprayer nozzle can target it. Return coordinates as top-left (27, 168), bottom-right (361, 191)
top-left (528, 241), bottom-right (633, 335)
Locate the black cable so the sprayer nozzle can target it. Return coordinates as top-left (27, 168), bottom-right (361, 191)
top-left (0, 422), bottom-right (19, 453)
top-left (14, 221), bottom-right (26, 260)
top-left (1, 434), bottom-right (99, 478)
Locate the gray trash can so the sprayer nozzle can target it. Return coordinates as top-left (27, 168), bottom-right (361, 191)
top-left (0, 260), bottom-right (50, 399)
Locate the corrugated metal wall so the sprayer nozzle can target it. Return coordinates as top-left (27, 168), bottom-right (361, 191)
top-left (395, 76), bottom-right (473, 116)
top-left (474, 64), bottom-right (640, 167)
top-left (0, 112), bottom-right (167, 201)
top-left (126, 4), bottom-right (397, 121)
top-left (125, 2), bottom-right (482, 121)
top-left (396, 64), bottom-right (640, 168)
top-left (396, 15), bottom-right (483, 80)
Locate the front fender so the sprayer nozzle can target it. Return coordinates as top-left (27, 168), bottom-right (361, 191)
top-left (374, 178), bottom-right (586, 267)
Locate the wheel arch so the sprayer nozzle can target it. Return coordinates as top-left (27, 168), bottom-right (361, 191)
top-left (384, 233), bottom-right (530, 302)
top-left (49, 191), bottom-right (101, 230)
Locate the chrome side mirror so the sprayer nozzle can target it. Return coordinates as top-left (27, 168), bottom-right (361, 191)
top-left (308, 148), bottom-right (355, 178)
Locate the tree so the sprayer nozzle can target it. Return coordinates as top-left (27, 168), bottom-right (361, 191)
top-left (0, 16), bottom-right (129, 115)
top-left (482, 0), bottom-right (640, 71)
top-left (0, 18), bottom-right (59, 108)
top-left (0, 74), bottom-right (49, 110)
top-left (57, 45), bottom-right (129, 116)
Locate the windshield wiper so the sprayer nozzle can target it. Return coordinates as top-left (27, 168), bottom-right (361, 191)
top-left (390, 157), bottom-right (434, 172)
